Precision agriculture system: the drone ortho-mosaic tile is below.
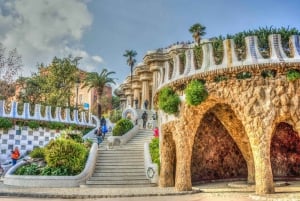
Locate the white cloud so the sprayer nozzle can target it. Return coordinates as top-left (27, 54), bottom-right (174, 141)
top-left (91, 56), bottom-right (103, 63)
top-left (0, 0), bottom-right (102, 76)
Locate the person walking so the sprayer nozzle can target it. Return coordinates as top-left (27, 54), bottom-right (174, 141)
top-left (101, 124), bottom-right (108, 140)
top-left (11, 147), bottom-right (20, 166)
top-left (100, 116), bottom-right (106, 126)
top-left (142, 111), bottom-right (148, 129)
top-left (153, 127), bottom-right (159, 138)
top-left (144, 99), bottom-right (149, 110)
top-left (95, 127), bottom-right (103, 147)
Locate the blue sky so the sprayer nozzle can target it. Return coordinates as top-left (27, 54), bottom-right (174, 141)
top-left (1, 0), bottom-right (300, 86)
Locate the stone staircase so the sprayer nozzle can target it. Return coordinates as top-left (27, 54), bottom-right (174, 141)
top-left (83, 129), bottom-right (155, 187)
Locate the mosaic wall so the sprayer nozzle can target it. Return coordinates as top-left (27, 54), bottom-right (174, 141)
top-left (0, 126), bottom-right (60, 162)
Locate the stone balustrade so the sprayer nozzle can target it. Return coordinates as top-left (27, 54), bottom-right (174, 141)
top-left (143, 34), bottom-right (300, 90)
top-left (0, 100), bottom-right (95, 127)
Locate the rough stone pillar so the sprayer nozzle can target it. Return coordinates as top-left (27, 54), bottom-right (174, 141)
top-left (150, 64), bottom-right (161, 109)
top-left (246, 118), bottom-right (274, 194)
top-left (174, 122), bottom-right (192, 191)
top-left (159, 123), bottom-right (176, 187)
top-left (140, 73), bottom-right (151, 110)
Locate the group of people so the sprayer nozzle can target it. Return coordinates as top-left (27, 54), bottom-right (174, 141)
top-left (95, 116), bottom-right (108, 147)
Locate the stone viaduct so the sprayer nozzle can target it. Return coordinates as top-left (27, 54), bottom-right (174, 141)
top-left (119, 34), bottom-right (300, 195)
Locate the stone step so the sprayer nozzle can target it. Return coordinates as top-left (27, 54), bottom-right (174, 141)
top-left (97, 158), bottom-right (144, 162)
top-left (93, 168), bottom-right (144, 173)
top-left (85, 180), bottom-right (150, 185)
top-left (91, 172), bottom-right (145, 177)
top-left (88, 175), bottom-right (147, 181)
top-left (95, 165), bottom-right (144, 169)
top-left (81, 183), bottom-right (155, 188)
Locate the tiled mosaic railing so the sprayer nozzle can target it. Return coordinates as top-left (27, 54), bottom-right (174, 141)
top-left (144, 34), bottom-right (300, 89)
top-left (0, 126), bottom-right (61, 162)
top-left (0, 100), bottom-right (95, 127)
top-left (0, 100), bottom-right (97, 164)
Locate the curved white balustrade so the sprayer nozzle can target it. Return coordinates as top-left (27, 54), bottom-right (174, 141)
top-left (146, 34), bottom-right (300, 90)
top-left (0, 100), bottom-right (95, 127)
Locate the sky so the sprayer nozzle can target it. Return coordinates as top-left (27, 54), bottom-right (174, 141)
top-left (1, 0), bottom-right (300, 86)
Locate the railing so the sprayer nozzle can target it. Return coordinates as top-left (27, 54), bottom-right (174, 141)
top-left (145, 34), bottom-right (300, 90)
top-left (0, 100), bottom-right (95, 127)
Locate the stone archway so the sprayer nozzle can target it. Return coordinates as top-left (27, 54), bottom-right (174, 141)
top-left (159, 98), bottom-right (255, 191)
top-left (191, 112), bottom-right (248, 182)
top-left (271, 122), bottom-right (300, 178)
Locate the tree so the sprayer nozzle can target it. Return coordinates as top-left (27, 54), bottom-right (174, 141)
top-left (123, 49), bottom-right (137, 106)
top-left (16, 56), bottom-right (80, 108)
top-left (189, 23), bottom-right (206, 45)
top-left (45, 56), bottom-right (79, 107)
top-left (82, 69), bottom-right (116, 118)
top-left (0, 43), bottom-right (22, 100)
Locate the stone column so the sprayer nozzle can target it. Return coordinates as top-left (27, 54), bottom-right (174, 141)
top-left (150, 64), bottom-right (161, 109)
top-left (174, 122), bottom-right (192, 191)
top-left (140, 73), bottom-right (151, 110)
top-left (246, 117), bottom-right (274, 194)
top-left (159, 123), bottom-right (176, 187)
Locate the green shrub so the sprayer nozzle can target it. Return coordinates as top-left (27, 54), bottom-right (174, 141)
top-left (158, 87), bottom-right (180, 114)
top-left (214, 75), bottom-right (228, 82)
top-left (236, 71), bottom-right (252, 79)
top-left (185, 80), bottom-right (208, 106)
top-left (286, 69), bottom-right (300, 81)
top-left (261, 69), bottom-right (276, 78)
top-left (15, 163), bottom-right (41, 175)
top-left (40, 166), bottom-right (69, 176)
top-left (109, 110), bottom-right (122, 123)
top-left (27, 121), bottom-right (40, 129)
top-left (112, 118), bottom-right (134, 136)
top-left (45, 138), bottom-right (88, 175)
top-left (47, 122), bottom-right (65, 130)
top-left (29, 147), bottom-right (45, 159)
top-left (0, 117), bottom-right (13, 130)
top-left (149, 137), bottom-right (160, 171)
top-left (61, 127), bottom-right (83, 143)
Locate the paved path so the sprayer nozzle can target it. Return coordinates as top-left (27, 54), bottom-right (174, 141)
top-left (0, 193), bottom-right (254, 201)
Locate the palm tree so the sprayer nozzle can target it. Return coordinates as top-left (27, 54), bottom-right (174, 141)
top-left (123, 49), bottom-right (137, 106)
top-left (82, 68), bottom-right (116, 118)
top-left (189, 23), bottom-right (206, 45)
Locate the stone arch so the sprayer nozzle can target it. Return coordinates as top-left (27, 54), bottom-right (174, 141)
top-left (270, 122), bottom-right (300, 178)
top-left (164, 97), bottom-right (255, 191)
top-left (191, 111), bottom-right (248, 182)
top-left (190, 102), bottom-right (255, 183)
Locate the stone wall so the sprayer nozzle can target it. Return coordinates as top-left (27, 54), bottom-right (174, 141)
top-left (159, 74), bottom-right (300, 195)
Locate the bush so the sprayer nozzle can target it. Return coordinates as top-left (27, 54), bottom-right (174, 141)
top-left (185, 80), bottom-right (208, 106)
top-left (214, 75), bottom-right (228, 82)
top-left (112, 118), bottom-right (134, 136)
top-left (109, 110), bottom-right (122, 123)
top-left (149, 137), bottom-right (160, 171)
top-left (29, 147), bottom-right (45, 159)
top-left (45, 138), bottom-right (88, 175)
top-left (236, 71), bottom-right (252, 79)
top-left (158, 87), bottom-right (180, 114)
top-left (47, 122), bottom-right (65, 130)
top-left (287, 69), bottom-right (300, 81)
top-left (27, 121), bottom-right (40, 129)
top-left (15, 163), bottom-right (40, 175)
top-left (0, 117), bottom-right (13, 130)
top-left (261, 69), bottom-right (276, 78)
